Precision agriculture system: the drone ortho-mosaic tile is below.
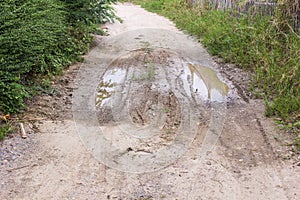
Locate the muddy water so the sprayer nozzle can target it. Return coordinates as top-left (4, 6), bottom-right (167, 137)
top-left (96, 68), bottom-right (126, 108)
top-left (92, 48), bottom-right (230, 172)
top-left (96, 49), bottom-right (229, 110)
top-left (187, 63), bottom-right (229, 101)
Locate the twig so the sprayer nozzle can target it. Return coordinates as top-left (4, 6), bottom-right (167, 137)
top-left (286, 22), bottom-right (300, 38)
top-left (7, 164), bottom-right (30, 172)
top-left (19, 123), bottom-right (27, 139)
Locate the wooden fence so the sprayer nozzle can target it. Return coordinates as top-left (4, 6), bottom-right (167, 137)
top-left (186, 0), bottom-right (300, 30)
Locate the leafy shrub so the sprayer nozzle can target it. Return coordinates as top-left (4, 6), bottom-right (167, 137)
top-left (61, 0), bottom-right (118, 25)
top-left (0, 0), bottom-right (118, 115)
top-left (0, 0), bottom-right (74, 113)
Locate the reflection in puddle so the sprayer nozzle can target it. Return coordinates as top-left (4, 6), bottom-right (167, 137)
top-left (187, 64), bottom-right (229, 102)
top-left (96, 69), bottom-right (126, 108)
top-left (96, 53), bottom-right (230, 110)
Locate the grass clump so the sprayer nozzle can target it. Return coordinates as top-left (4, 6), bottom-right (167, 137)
top-left (0, 122), bottom-right (14, 140)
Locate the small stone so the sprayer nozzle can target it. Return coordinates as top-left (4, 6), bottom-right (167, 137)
top-left (206, 161), bottom-right (211, 165)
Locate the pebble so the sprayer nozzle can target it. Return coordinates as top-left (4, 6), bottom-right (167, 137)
top-left (0, 133), bottom-right (35, 165)
top-left (233, 169), bottom-right (241, 174)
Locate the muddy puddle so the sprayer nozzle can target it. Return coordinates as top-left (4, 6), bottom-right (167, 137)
top-left (95, 48), bottom-right (230, 154)
top-left (96, 48), bottom-right (229, 110)
top-left (74, 47), bottom-right (235, 172)
top-left (72, 28), bottom-right (259, 173)
top-left (187, 63), bottom-right (229, 101)
top-left (96, 68), bottom-right (126, 108)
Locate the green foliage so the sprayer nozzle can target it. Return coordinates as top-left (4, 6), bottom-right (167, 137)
top-left (0, 77), bottom-right (29, 113)
top-left (0, 0), bottom-right (117, 116)
top-left (129, 0), bottom-right (300, 130)
top-left (295, 137), bottom-right (300, 151)
top-left (0, 0), bottom-right (117, 139)
top-left (0, 122), bottom-right (14, 140)
top-left (62, 0), bottom-right (119, 25)
top-left (0, 0), bottom-right (72, 113)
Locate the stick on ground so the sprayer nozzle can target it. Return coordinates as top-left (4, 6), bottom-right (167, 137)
top-left (19, 123), bottom-right (27, 139)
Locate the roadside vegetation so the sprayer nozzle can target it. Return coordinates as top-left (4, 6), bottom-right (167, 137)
top-left (0, 0), bottom-right (118, 139)
top-left (126, 0), bottom-right (299, 148)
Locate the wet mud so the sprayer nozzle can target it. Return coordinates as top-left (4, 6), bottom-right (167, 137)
top-left (95, 48), bottom-right (230, 152)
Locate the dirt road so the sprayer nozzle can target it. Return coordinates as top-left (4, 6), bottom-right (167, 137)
top-left (0, 3), bottom-right (299, 199)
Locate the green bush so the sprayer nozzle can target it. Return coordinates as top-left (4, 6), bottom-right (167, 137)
top-left (0, 0), bottom-right (118, 115)
top-left (61, 0), bottom-right (118, 25)
top-left (0, 0), bottom-right (74, 113)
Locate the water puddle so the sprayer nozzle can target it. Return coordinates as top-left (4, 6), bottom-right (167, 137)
top-left (186, 63), bottom-right (229, 102)
top-left (95, 68), bottom-right (126, 108)
top-left (96, 58), bottom-right (229, 109)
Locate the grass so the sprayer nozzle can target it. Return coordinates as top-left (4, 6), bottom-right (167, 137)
top-left (0, 120), bottom-right (14, 140)
top-left (125, 0), bottom-right (300, 134)
top-left (132, 62), bottom-right (155, 81)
